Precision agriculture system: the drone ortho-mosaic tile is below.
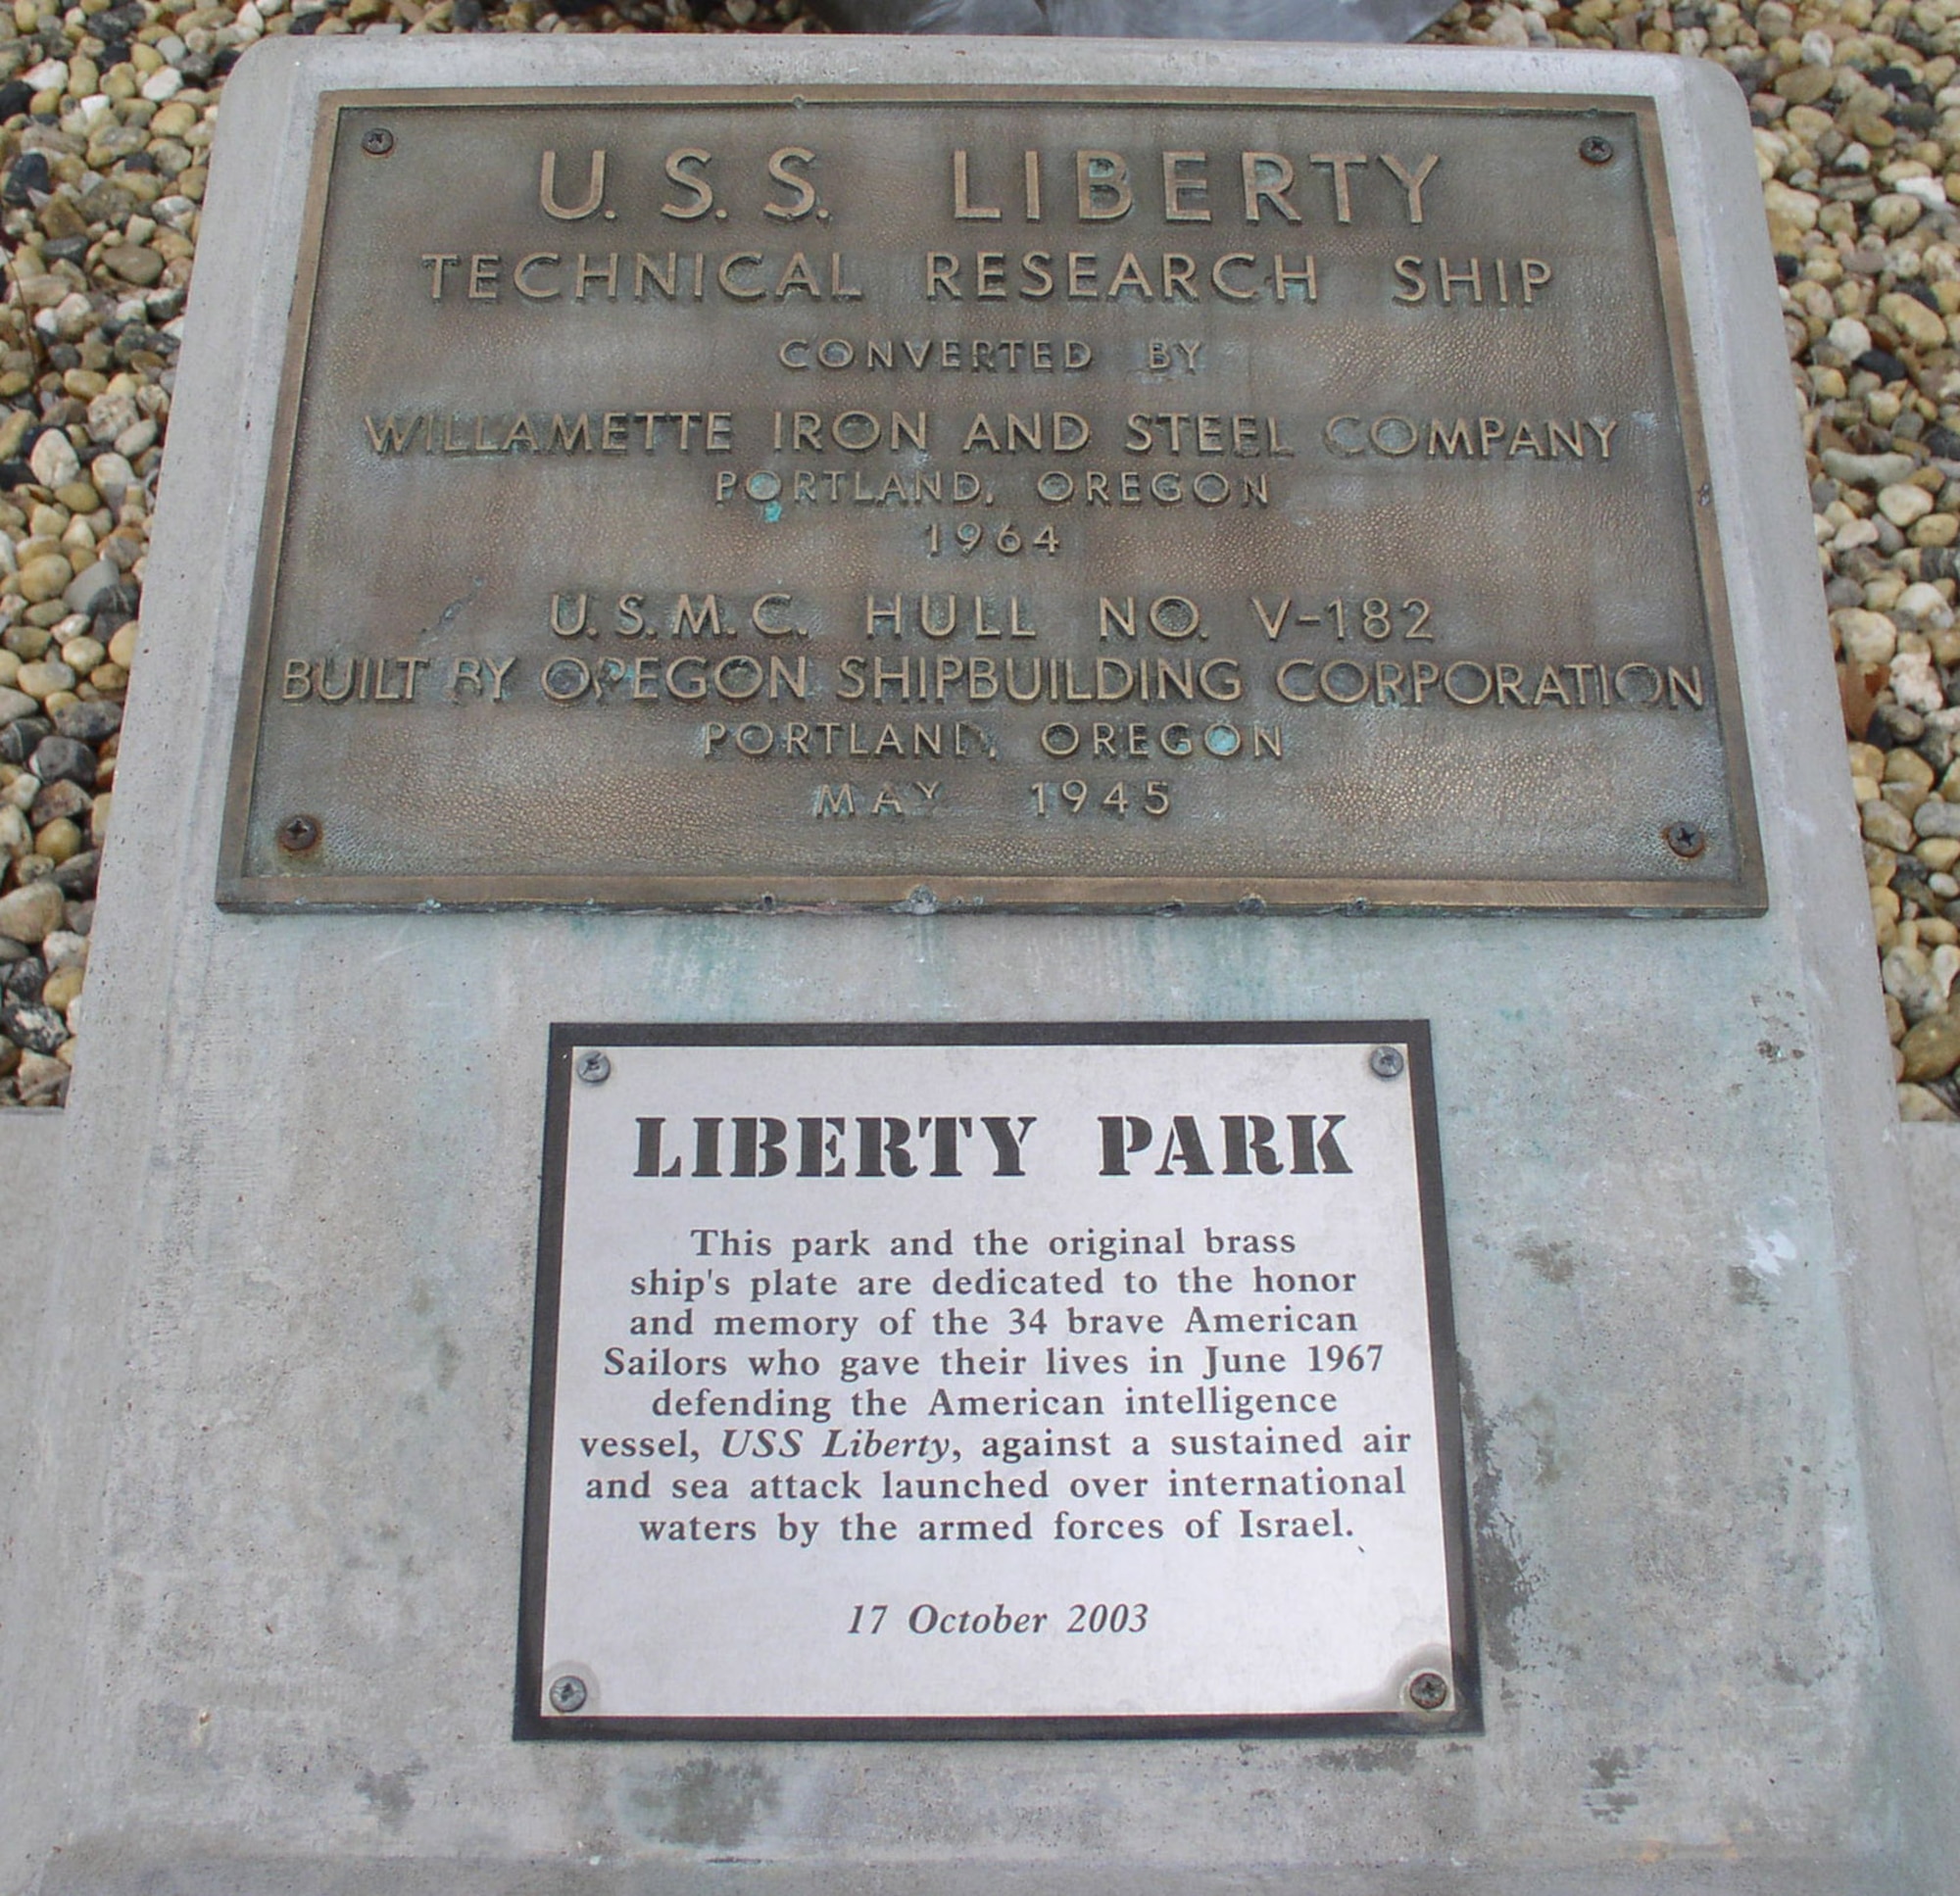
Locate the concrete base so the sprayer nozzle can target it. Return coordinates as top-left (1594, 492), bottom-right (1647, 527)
top-left (2, 33), bottom-right (1957, 1896)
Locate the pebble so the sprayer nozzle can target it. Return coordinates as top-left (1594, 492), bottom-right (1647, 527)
top-left (26, 429), bottom-right (77, 490)
top-left (39, 962), bottom-right (79, 1011)
top-left (0, 990), bottom-right (61, 1052)
top-left (1880, 482), bottom-right (1936, 527)
top-left (13, 1048), bottom-right (65, 1103)
top-left (1881, 291), bottom-right (1949, 353)
top-left (61, 558), bottom-right (118, 616)
top-left (52, 701), bottom-right (118, 743)
top-left (1823, 450), bottom-right (1918, 488)
top-left (1893, 650), bottom-right (1946, 712)
top-left (40, 929), bottom-right (84, 972)
top-left (101, 244), bottom-right (164, 287)
top-left (1898, 1082), bottom-right (1959, 1121)
top-left (1866, 799), bottom-right (1920, 851)
top-left (0, 876), bottom-right (64, 946)
top-left (15, 661), bottom-right (74, 704)
top-left (1837, 607), bottom-right (1899, 662)
top-left (29, 734), bottom-right (93, 788)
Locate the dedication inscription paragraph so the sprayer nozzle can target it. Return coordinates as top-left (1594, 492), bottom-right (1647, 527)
top-left (518, 1024), bottom-right (1474, 1734)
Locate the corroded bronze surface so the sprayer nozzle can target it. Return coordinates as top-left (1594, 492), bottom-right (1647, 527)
top-left (218, 88), bottom-right (1764, 913)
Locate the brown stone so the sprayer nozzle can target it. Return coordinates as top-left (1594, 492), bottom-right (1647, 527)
top-left (1900, 1007), bottom-right (1960, 1081)
top-left (101, 244), bottom-right (165, 288)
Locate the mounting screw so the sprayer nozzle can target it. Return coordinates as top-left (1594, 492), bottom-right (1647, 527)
top-left (1370, 1045), bottom-right (1406, 1081)
top-left (548, 1675), bottom-right (588, 1714)
top-left (1663, 821), bottom-right (1708, 859)
top-left (1407, 1671), bottom-right (1450, 1712)
top-left (1234, 894), bottom-right (1267, 916)
top-left (1580, 134), bottom-right (1614, 166)
top-left (361, 127), bottom-right (395, 157)
top-left (275, 813), bottom-right (320, 853)
top-left (575, 1050), bottom-right (611, 1086)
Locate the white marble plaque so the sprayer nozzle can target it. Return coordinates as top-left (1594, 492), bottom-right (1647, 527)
top-left (518, 1023), bottom-right (1473, 1735)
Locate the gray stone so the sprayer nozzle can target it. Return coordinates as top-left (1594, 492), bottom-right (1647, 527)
top-left (51, 849), bottom-right (97, 898)
top-left (1823, 447), bottom-right (1920, 488)
top-left (1916, 798), bottom-right (1960, 839)
top-left (0, 994), bottom-right (63, 1052)
top-left (27, 735), bottom-right (94, 791)
top-left (100, 243), bottom-right (164, 287)
top-left (50, 700), bottom-right (120, 744)
top-left (0, 953), bottom-right (43, 999)
top-left (1865, 796), bottom-right (1919, 849)
top-left (60, 557), bottom-right (120, 618)
top-left (28, 778), bottom-right (90, 829)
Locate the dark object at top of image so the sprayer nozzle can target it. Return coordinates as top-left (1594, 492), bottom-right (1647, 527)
top-left (808, 0), bottom-right (1456, 43)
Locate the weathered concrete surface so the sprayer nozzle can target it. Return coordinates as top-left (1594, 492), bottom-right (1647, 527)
top-left (1906, 1124), bottom-right (1960, 1524)
top-left (0, 34), bottom-right (1955, 1896)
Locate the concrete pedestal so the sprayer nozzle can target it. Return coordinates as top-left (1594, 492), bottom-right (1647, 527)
top-left (1, 35), bottom-right (1956, 1894)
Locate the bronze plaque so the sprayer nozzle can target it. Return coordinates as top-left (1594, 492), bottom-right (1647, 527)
top-left (218, 87), bottom-right (1764, 914)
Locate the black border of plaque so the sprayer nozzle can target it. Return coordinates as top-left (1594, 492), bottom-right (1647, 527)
top-left (515, 1021), bottom-right (1479, 1740)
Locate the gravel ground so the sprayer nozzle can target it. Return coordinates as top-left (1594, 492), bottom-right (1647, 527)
top-left (0, 0), bottom-right (1944, 1107)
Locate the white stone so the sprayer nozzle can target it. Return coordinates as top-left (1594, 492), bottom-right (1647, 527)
top-left (139, 66), bottom-right (183, 103)
top-left (85, 390), bottom-right (138, 444)
top-left (27, 429), bottom-right (79, 490)
top-left (1897, 581), bottom-right (1955, 628)
top-left (1881, 482), bottom-right (1936, 527)
top-left (1836, 608), bottom-right (1899, 662)
top-left (85, 452), bottom-right (136, 509)
top-left (1892, 649), bottom-right (1946, 712)
top-left (1823, 447), bottom-right (1918, 488)
top-left (1829, 315), bottom-right (1874, 357)
top-left (1763, 176), bottom-right (1822, 230)
top-left (40, 929), bottom-right (86, 972)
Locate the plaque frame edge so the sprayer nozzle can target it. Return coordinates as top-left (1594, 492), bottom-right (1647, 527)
top-left (513, 1017), bottom-right (1481, 1741)
top-left (214, 84), bottom-right (1766, 919)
